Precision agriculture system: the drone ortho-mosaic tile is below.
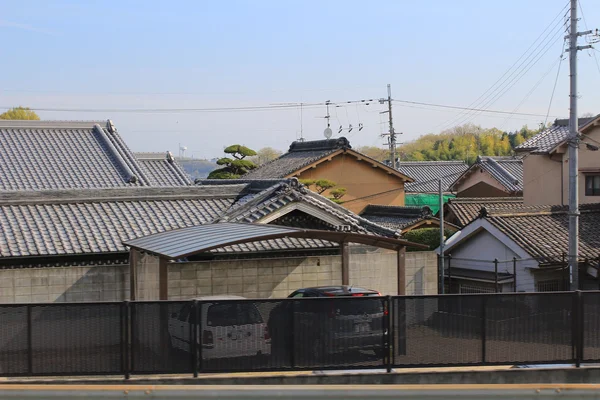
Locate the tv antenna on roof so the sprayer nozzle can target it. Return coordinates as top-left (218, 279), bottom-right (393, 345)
top-left (323, 100), bottom-right (333, 139)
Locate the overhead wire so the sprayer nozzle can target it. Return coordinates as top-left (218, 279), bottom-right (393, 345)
top-left (449, 11), bottom-right (571, 129)
top-left (544, 50), bottom-right (566, 127)
top-left (434, 2), bottom-right (570, 131)
top-left (578, 0), bottom-right (600, 78)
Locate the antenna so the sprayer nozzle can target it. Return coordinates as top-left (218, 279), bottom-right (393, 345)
top-left (323, 100), bottom-right (333, 139)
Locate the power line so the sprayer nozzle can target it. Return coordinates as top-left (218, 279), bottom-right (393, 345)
top-left (578, 0), bottom-right (600, 77)
top-left (451, 14), bottom-right (570, 129)
top-left (545, 52), bottom-right (566, 127)
top-left (392, 99), bottom-right (558, 118)
top-left (435, 2), bottom-right (570, 131)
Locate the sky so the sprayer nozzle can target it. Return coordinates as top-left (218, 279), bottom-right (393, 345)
top-left (1, 0), bottom-right (599, 159)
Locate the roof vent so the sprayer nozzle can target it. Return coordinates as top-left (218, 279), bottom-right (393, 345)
top-left (478, 207), bottom-right (489, 218)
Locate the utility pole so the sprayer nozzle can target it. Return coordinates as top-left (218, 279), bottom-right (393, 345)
top-left (380, 84), bottom-right (398, 169)
top-left (567, 0), bottom-right (594, 290)
top-left (439, 178), bottom-right (445, 294)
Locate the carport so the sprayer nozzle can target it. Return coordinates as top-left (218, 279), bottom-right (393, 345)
top-left (123, 222), bottom-right (425, 300)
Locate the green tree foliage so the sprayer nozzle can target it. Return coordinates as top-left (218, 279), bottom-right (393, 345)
top-left (300, 179), bottom-right (346, 203)
top-left (207, 144), bottom-right (258, 179)
top-left (0, 106), bottom-right (40, 120)
top-left (397, 123), bottom-right (540, 163)
top-left (355, 146), bottom-right (388, 162)
top-left (403, 228), bottom-right (455, 252)
top-left (248, 147), bottom-right (283, 166)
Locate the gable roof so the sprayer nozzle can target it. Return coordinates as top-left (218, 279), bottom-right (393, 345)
top-left (450, 156), bottom-right (523, 194)
top-left (472, 204), bottom-right (600, 264)
top-left (396, 161), bottom-right (469, 193)
top-left (243, 137), bottom-right (413, 182)
top-left (515, 116), bottom-right (599, 154)
top-left (135, 152), bottom-right (192, 186)
top-left (0, 120), bottom-right (178, 191)
top-left (445, 197), bottom-right (524, 227)
top-left (360, 204), bottom-right (460, 233)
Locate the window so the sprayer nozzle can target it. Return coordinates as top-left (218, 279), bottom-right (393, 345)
top-left (585, 175), bottom-right (600, 196)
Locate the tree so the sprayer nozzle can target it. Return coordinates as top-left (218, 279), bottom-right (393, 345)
top-left (207, 144), bottom-right (258, 179)
top-left (300, 179), bottom-right (346, 203)
top-left (0, 107), bottom-right (40, 120)
top-left (248, 147), bottom-right (283, 166)
top-left (355, 146), bottom-right (388, 162)
top-left (402, 228), bottom-right (455, 252)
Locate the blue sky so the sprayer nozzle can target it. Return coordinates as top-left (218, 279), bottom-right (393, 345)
top-left (1, 0), bottom-right (599, 158)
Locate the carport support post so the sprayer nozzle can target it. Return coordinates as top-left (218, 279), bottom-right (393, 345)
top-left (513, 257), bottom-right (517, 292)
top-left (341, 241), bottom-right (349, 285)
top-left (159, 256), bottom-right (169, 301)
top-left (494, 258), bottom-right (499, 293)
top-left (129, 248), bottom-right (140, 301)
top-left (397, 247), bottom-right (406, 295)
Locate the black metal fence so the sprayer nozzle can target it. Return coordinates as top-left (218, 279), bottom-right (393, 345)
top-left (0, 291), bottom-right (598, 378)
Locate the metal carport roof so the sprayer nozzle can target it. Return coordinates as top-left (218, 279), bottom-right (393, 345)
top-left (123, 222), bottom-right (425, 259)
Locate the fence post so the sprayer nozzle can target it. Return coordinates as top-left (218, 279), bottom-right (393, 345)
top-left (385, 295), bottom-right (392, 373)
top-left (481, 296), bottom-right (487, 364)
top-left (577, 291), bottom-right (584, 367)
top-left (27, 305), bottom-right (33, 375)
top-left (290, 299), bottom-right (295, 369)
top-left (494, 259), bottom-right (499, 293)
top-left (447, 255), bottom-right (452, 293)
top-left (192, 300), bottom-right (199, 377)
top-left (572, 291), bottom-right (582, 367)
top-left (122, 301), bottom-right (130, 380)
top-left (513, 258), bottom-right (517, 292)
top-left (597, 255), bottom-right (600, 290)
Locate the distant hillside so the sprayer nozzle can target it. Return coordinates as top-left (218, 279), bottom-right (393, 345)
top-left (397, 123), bottom-right (540, 164)
top-left (178, 158), bottom-right (217, 180)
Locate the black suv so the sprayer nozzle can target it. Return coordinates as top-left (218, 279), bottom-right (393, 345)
top-left (268, 286), bottom-right (386, 365)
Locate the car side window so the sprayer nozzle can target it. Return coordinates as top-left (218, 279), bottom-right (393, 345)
top-left (207, 303), bottom-right (238, 327)
top-left (290, 291), bottom-right (304, 298)
top-left (178, 304), bottom-right (191, 322)
top-left (238, 303), bottom-right (263, 325)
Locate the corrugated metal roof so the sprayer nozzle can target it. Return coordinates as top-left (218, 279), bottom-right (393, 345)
top-left (124, 222), bottom-right (425, 259)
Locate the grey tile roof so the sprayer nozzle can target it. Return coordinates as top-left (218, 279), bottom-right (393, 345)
top-left (0, 186), bottom-right (242, 258)
top-left (0, 120), bottom-right (159, 190)
top-left (450, 156), bottom-right (523, 194)
top-left (483, 204), bottom-right (600, 263)
top-left (360, 205), bottom-right (432, 232)
top-left (445, 197), bottom-right (524, 227)
top-left (0, 180), bottom-right (398, 261)
top-left (243, 137), bottom-right (352, 179)
top-left (396, 161), bottom-right (469, 193)
top-left (135, 152), bottom-right (192, 186)
top-left (515, 118), bottom-right (594, 154)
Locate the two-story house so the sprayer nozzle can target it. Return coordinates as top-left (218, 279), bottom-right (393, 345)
top-left (515, 115), bottom-right (600, 205)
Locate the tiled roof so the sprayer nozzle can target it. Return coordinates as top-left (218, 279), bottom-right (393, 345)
top-left (0, 180), bottom-right (398, 262)
top-left (396, 161), bottom-right (469, 193)
top-left (359, 205), bottom-right (433, 232)
top-left (515, 118), bottom-right (594, 154)
top-left (0, 186), bottom-right (242, 258)
top-left (243, 137), bottom-right (351, 179)
top-left (216, 180), bottom-right (398, 238)
top-left (135, 152), bottom-right (192, 186)
top-left (450, 156), bottom-right (523, 194)
top-left (0, 120), bottom-right (156, 190)
top-left (484, 204), bottom-right (600, 263)
top-left (445, 197), bottom-right (524, 226)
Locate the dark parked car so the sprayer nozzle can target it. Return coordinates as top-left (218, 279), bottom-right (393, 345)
top-left (268, 286), bottom-right (387, 364)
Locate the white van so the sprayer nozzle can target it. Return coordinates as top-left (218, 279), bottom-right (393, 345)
top-left (168, 296), bottom-right (271, 360)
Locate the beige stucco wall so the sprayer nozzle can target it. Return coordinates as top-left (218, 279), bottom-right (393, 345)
top-left (0, 251), bottom-right (438, 303)
top-left (523, 153), bottom-right (564, 205)
top-left (454, 168), bottom-right (510, 197)
top-left (523, 125), bottom-right (600, 206)
top-left (290, 152), bottom-right (406, 214)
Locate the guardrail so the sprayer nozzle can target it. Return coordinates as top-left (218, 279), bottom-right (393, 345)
top-left (0, 291), bottom-right (598, 378)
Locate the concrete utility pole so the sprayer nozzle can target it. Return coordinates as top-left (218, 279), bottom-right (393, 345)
top-left (567, 0), bottom-right (594, 290)
top-left (439, 178), bottom-right (445, 294)
top-left (381, 84), bottom-right (398, 168)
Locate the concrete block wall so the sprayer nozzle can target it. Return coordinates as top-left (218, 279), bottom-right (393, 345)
top-left (405, 251), bottom-right (438, 296)
top-left (167, 256), bottom-right (342, 300)
top-left (348, 245), bottom-right (397, 295)
top-left (0, 265), bottom-right (129, 303)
